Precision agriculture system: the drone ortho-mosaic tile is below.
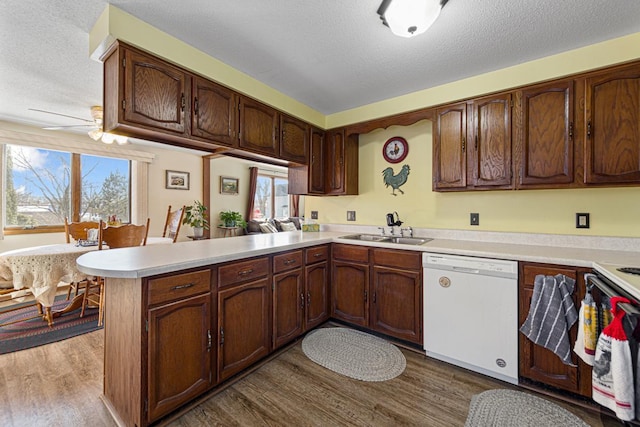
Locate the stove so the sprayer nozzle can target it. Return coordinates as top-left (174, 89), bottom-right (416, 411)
top-left (594, 262), bottom-right (640, 301)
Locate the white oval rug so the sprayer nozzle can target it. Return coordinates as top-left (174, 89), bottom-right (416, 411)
top-left (465, 389), bottom-right (589, 427)
top-left (301, 328), bottom-right (406, 382)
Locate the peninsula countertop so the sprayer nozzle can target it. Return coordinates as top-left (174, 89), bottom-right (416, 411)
top-left (76, 229), bottom-right (640, 298)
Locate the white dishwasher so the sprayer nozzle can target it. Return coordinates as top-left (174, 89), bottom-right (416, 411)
top-left (423, 253), bottom-right (518, 385)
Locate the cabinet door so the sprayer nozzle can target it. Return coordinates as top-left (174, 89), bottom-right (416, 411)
top-left (518, 263), bottom-right (591, 397)
top-left (280, 114), bottom-right (309, 164)
top-left (123, 48), bottom-right (189, 134)
top-left (469, 93), bottom-right (513, 188)
top-left (326, 128), bottom-right (346, 194)
top-left (191, 76), bottom-right (237, 147)
top-left (238, 96), bottom-right (279, 157)
top-left (585, 65), bottom-right (640, 184)
top-left (147, 293), bottom-right (212, 422)
top-left (331, 260), bottom-right (369, 327)
top-left (433, 103), bottom-right (467, 190)
top-left (309, 127), bottom-right (326, 194)
top-left (305, 261), bottom-right (329, 331)
top-left (518, 80), bottom-right (574, 187)
top-left (272, 269), bottom-right (303, 349)
top-left (218, 279), bottom-right (270, 381)
top-left (371, 266), bottom-right (422, 344)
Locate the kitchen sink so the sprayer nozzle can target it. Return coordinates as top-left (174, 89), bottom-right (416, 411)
top-left (339, 234), bottom-right (432, 245)
top-left (386, 236), bottom-right (433, 245)
top-left (340, 234), bottom-right (392, 242)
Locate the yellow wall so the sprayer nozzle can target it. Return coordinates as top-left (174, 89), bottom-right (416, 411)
top-left (307, 121), bottom-right (640, 237)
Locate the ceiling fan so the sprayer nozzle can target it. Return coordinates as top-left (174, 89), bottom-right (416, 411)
top-left (28, 106), bottom-right (128, 144)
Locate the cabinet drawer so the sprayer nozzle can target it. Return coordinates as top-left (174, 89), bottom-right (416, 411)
top-left (273, 250), bottom-right (303, 273)
top-left (218, 257), bottom-right (269, 287)
top-left (372, 248), bottom-right (421, 270)
top-left (148, 269), bottom-right (211, 306)
top-left (305, 245), bottom-right (329, 264)
top-left (521, 264), bottom-right (577, 287)
top-left (332, 244), bottom-right (369, 263)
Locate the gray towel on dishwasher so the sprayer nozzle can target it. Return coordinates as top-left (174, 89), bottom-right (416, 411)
top-left (520, 274), bottom-right (579, 366)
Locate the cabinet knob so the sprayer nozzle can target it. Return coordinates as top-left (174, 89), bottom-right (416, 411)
top-left (364, 290), bottom-right (368, 303)
top-left (587, 121), bottom-right (592, 138)
top-left (462, 137), bottom-right (466, 152)
top-left (220, 327), bottom-right (224, 345)
top-left (307, 292), bottom-right (311, 306)
top-left (300, 293), bottom-right (305, 308)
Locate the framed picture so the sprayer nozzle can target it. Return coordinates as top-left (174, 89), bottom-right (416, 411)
top-left (220, 176), bottom-right (239, 194)
top-left (165, 170), bottom-right (190, 190)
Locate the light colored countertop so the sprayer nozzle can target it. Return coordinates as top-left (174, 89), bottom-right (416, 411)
top-left (77, 228), bottom-right (640, 298)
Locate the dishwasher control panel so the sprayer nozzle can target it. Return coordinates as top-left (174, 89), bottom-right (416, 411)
top-left (423, 254), bottom-right (518, 279)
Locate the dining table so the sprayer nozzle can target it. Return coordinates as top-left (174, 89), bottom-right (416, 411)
top-left (0, 237), bottom-right (173, 326)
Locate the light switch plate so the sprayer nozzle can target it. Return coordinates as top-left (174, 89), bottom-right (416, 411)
top-left (576, 213), bottom-right (590, 229)
top-left (311, 211), bottom-right (318, 220)
top-left (347, 211), bottom-right (356, 221)
top-left (470, 213), bottom-right (479, 226)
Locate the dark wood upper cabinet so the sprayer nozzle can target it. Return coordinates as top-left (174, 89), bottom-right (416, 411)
top-left (469, 93), bottom-right (513, 188)
top-left (279, 114), bottom-right (309, 164)
top-left (516, 80), bottom-right (574, 188)
top-left (122, 47), bottom-right (189, 135)
top-left (326, 128), bottom-right (358, 195)
top-left (584, 63), bottom-right (640, 184)
top-left (433, 103), bottom-right (467, 190)
top-left (309, 127), bottom-right (326, 194)
top-left (238, 96), bottom-right (279, 157)
top-left (191, 76), bottom-right (237, 147)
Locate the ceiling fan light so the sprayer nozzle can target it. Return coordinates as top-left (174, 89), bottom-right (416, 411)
top-left (114, 135), bottom-right (128, 145)
top-left (379, 0), bottom-right (444, 38)
top-left (88, 128), bottom-right (103, 141)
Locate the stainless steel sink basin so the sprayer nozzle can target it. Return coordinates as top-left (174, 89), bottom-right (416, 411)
top-left (339, 234), bottom-right (432, 245)
top-left (386, 236), bottom-right (433, 245)
top-left (340, 234), bottom-right (392, 242)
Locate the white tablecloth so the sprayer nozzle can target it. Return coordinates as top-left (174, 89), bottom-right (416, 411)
top-left (0, 243), bottom-right (98, 307)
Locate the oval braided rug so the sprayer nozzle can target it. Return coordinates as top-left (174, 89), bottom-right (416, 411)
top-left (301, 328), bottom-right (406, 382)
top-left (464, 389), bottom-right (589, 427)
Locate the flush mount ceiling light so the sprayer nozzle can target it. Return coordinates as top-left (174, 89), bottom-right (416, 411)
top-left (377, 0), bottom-right (448, 38)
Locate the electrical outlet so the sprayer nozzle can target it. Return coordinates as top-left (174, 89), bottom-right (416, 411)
top-left (470, 213), bottom-right (480, 226)
top-left (347, 211), bottom-right (356, 221)
top-left (311, 211), bottom-right (318, 220)
top-left (576, 213), bottom-right (590, 229)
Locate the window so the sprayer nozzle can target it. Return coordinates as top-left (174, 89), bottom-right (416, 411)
top-left (252, 174), bottom-right (289, 220)
top-left (4, 144), bottom-right (131, 232)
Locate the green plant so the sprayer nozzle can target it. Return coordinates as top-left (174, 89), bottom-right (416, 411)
top-left (182, 200), bottom-right (209, 229)
top-left (219, 210), bottom-right (246, 228)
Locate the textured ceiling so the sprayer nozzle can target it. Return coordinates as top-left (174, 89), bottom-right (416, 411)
top-left (1, 0), bottom-right (640, 135)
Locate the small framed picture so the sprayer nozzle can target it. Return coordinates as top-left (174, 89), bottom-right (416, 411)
top-left (220, 176), bottom-right (239, 195)
top-left (166, 170), bottom-right (190, 190)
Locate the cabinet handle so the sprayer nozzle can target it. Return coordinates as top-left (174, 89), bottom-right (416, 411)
top-left (207, 329), bottom-right (212, 351)
top-left (364, 290), bottom-right (368, 303)
top-left (307, 292), bottom-right (311, 306)
top-left (237, 269), bottom-right (253, 276)
top-left (300, 293), bottom-right (305, 308)
top-left (171, 282), bottom-right (194, 291)
top-left (568, 122), bottom-right (573, 139)
top-left (181, 94), bottom-right (186, 111)
top-left (220, 327), bottom-right (224, 345)
top-left (461, 137), bottom-right (466, 152)
top-left (313, 253), bottom-right (322, 258)
top-left (283, 259), bottom-right (296, 265)
top-left (373, 292), bottom-right (377, 304)
top-left (587, 121), bottom-right (592, 138)
top-left (475, 135), bottom-right (478, 150)
top-left (194, 97), bottom-right (199, 115)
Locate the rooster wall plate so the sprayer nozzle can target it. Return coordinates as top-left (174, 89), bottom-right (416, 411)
top-left (382, 136), bottom-right (408, 163)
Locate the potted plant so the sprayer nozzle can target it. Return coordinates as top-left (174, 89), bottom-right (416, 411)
top-left (219, 210), bottom-right (246, 228)
top-left (182, 200), bottom-right (209, 238)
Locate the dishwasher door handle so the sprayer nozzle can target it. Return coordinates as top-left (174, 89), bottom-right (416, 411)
top-left (451, 266), bottom-right (481, 274)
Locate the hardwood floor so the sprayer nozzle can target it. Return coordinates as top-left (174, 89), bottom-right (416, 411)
top-left (0, 329), bottom-right (622, 426)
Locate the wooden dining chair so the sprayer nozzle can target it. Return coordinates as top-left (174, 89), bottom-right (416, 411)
top-left (63, 218), bottom-right (102, 300)
top-left (81, 218), bottom-right (150, 326)
top-left (162, 205), bottom-right (185, 243)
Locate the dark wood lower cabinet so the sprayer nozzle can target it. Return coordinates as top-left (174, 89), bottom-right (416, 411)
top-left (305, 261), bottom-right (329, 330)
top-left (218, 278), bottom-right (270, 382)
top-left (331, 260), bottom-right (369, 327)
top-left (371, 266), bottom-right (422, 344)
top-left (147, 293), bottom-right (212, 422)
top-left (518, 262), bottom-right (592, 397)
top-left (273, 269), bottom-right (304, 349)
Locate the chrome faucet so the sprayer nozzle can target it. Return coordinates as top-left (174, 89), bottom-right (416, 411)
top-left (377, 226), bottom-right (386, 236)
top-left (400, 226), bottom-right (413, 238)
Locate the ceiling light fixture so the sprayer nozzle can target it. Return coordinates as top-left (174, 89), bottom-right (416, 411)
top-left (377, 0), bottom-right (448, 38)
top-left (87, 106), bottom-right (128, 144)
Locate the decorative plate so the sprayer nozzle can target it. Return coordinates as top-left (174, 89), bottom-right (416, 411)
top-left (382, 136), bottom-right (408, 163)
